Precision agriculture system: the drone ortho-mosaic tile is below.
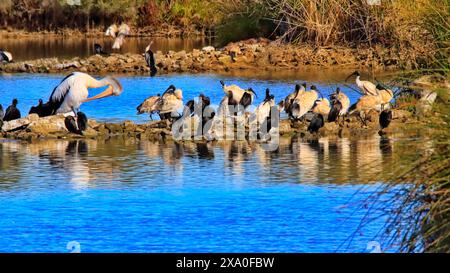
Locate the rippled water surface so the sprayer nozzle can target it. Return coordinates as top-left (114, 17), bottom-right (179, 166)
top-left (0, 73), bottom-right (404, 252)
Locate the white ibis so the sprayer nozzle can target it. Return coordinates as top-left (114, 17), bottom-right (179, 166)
top-left (220, 80), bottom-right (257, 108)
top-left (30, 72), bottom-right (123, 117)
top-left (312, 98), bottom-right (331, 117)
top-left (3, 99), bottom-right (21, 121)
top-left (346, 71), bottom-right (378, 96)
top-left (0, 50), bottom-right (12, 63)
top-left (291, 85), bottom-right (320, 120)
top-left (349, 92), bottom-right (382, 125)
top-left (376, 83), bottom-right (394, 110)
top-left (283, 83), bottom-right (306, 119)
top-left (155, 85), bottom-right (184, 121)
top-left (328, 87), bottom-right (350, 122)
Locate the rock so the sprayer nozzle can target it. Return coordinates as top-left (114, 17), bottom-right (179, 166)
top-left (123, 120), bottom-right (137, 132)
top-left (202, 46), bottom-right (215, 52)
top-left (1, 116), bottom-right (33, 132)
top-left (105, 123), bottom-right (123, 133)
top-left (27, 115), bottom-right (67, 135)
top-left (218, 55), bottom-right (232, 65)
top-left (174, 50), bottom-right (187, 60)
top-left (82, 128), bottom-right (98, 138)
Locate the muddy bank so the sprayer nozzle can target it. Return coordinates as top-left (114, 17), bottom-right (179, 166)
top-left (0, 38), bottom-right (415, 74)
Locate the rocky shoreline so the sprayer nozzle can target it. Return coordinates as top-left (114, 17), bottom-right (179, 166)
top-left (0, 108), bottom-right (417, 143)
top-left (0, 38), bottom-right (416, 75)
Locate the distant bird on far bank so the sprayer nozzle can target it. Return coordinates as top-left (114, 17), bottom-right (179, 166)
top-left (112, 23), bottom-right (130, 50)
top-left (145, 41), bottom-right (157, 77)
top-left (0, 50), bottom-right (13, 63)
top-left (94, 44), bottom-right (108, 55)
top-left (3, 99), bottom-right (21, 122)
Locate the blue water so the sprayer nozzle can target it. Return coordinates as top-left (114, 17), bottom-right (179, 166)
top-left (0, 73), bottom-right (363, 123)
top-left (0, 73), bottom-right (397, 253)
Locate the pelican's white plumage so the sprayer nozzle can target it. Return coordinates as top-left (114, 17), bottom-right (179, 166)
top-left (50, 72), bottom-right (123, 114)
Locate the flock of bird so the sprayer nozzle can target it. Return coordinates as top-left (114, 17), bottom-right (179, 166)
top-left (0, 68), bottom-right (394, 137)
top-left (134, 71), bottom-right (394, 136)
top-left (1, 23), bottom-right (394, 137)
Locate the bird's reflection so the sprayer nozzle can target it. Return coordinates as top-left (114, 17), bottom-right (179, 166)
top-left (0, 134), bottom-right (403, 190)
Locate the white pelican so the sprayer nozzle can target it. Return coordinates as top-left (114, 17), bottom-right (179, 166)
top-left (291, 85), bottom-right (320, 120)
top-left (112, 23), bottom-right (131, 50)
top-left (31, 72), bottom-right (123, 117)
top-left (145, 41), bottom-right (157, 76)
top-left (3, 99), bottom-right (21, 121)
top-left (346, 71), bottom-right (378, 96)
top-left (0, 50), bottom-right (12, 63)
top-left (328, 87), bottom-right (350, 122)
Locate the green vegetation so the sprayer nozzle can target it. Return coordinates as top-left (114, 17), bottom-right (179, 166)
top-left (379, 85), bottom-right (449, 252)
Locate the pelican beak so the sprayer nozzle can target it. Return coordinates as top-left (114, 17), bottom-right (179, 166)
top-left (84, 85), bottom-right (115, 102)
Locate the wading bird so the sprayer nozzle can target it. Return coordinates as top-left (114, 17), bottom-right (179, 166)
top-left (328, 87), bottom-right (350, 122)
top-left (220, 80), bottom-right (257, 115)
top-left (282, 83), bottom-right (306, 119)
top-left (345, 71), bottom-right (378, 96)
top-left (156, 85), bottom-right (184, 121)
top-left (29, 72), bottom-right (123, 118)
top-left (376, 83), bottom-right (394, 110)
top-left (291, 85), bottom-right (320, 120)
top-left (0, 50), bottom-right (12, 63)
top-left (312, 98), bottom-right (331, 117)
top-left (379, 109), bottom-right (392, 130)
top-left (308, 113), bottom-right (324, 134)
top-left (65, 112), bottom-right (88, 135)
top-left (105, 24), bottom-right (119, 38)
top-left (145, 41), bottom-right (157, 77)
top-left (348, 91), bottom-right (382, 125)
top-left (3, 99), bottom-right (21, 122)
top-left (255, 88), bottom-right (277, 137)
top-left (112, 23), bottom-right (130, 50)
top-left (94, 44), bottom-right (108, 55)
top-left (137, 93), bottom-right (161, 120)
